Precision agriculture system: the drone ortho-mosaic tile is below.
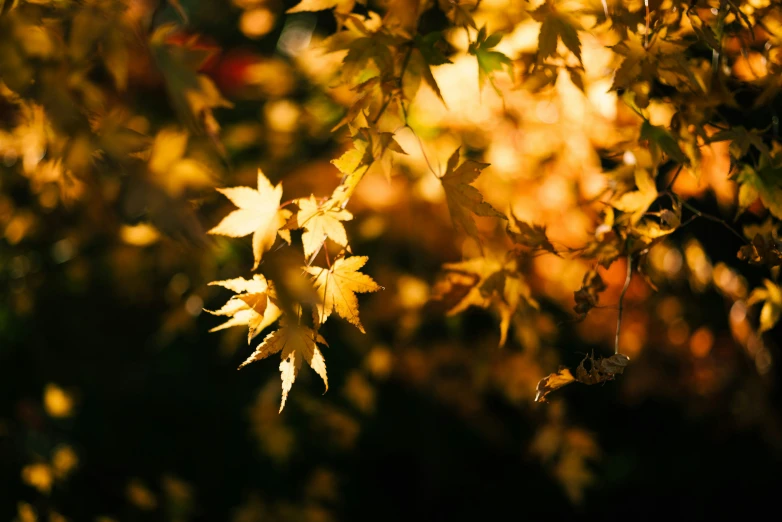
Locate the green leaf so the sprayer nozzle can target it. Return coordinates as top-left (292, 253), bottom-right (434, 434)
top-left (469, 27), bottom-right (513, 92)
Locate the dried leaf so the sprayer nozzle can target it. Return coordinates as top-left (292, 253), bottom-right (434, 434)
top-left (573, 270), bottom-right (607, 316)
top-left (535, 353), bottom-right (630, 402)
top-left (535, 367), bottom-right (576, 402)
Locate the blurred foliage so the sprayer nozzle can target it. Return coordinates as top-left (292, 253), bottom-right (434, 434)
top-left (3, 0), bottom-right (782, 520)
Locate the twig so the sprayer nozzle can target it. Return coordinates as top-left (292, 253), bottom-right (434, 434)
top-left (679, 200), bottom-right (748, 244)
top-left (615, 255), bottom-right (633, 355)
top-left (665, 164), bottom-right (683, 191)
top-left (404, 124), bottom-right (440, 178)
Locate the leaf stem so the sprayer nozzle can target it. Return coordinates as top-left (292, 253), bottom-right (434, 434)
top-left (323, 242), bottom-right (331, 268)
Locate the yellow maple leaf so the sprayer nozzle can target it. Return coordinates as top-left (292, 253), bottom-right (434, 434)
top-left (288, 195), bottom-right (353, 259)
top-left (747, 279), bottom-right (782, 333)
top-left (286, 0), bottom-right (355, 14)
top-left (304, 256), bottom-right (382, 333)
top-left (146, 128), bottom-right (214, 197)
top-left (435, 255), bottom-right (537, 347)
top-left (239, 324), bottom-right (328, 412)
top-left (329, 143), bottom-right (370, 208)
top-left (440, 148), bottom-right (505, 242)
top-left (612, 168), bottom-right (658, 225)
top-left (209, 169), bottom-right (291, 269)
top-left (206, 275), bottom-right (282, 342)
top-left (534, 367), bottom-right (576, 403)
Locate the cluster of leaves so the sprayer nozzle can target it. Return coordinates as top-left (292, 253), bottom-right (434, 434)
top-left (5, 0), bottom-right (782, 501)
top-left (206, 167), bottom-right (382, 410)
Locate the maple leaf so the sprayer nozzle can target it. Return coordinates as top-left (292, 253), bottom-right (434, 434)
top-left (737, 220), bottom-right (782, 267)
top-left (640, 120), bottom-right (688, 165)
top-left (352, 126), bottom-right (407, 181)
top-left (209, 169), bottom-right (291, 269)
top-left (747, 280), bottom-right (782, 333)
top-left (434, 254), bottom-right (537, 347)
top-left (403, 32), bottom-right (451, 105)
top-left (440, 148), bottom-right (506, 242)
top-left (206, 275), bottom-right (282, 342)
top-left (239, 323), bottom-right (328, 412)
top-left (287, 195), bottom-right (353, 259)
top-left (304, 256), bottom-right (382, 333)
top-left (735, 161), bottom-right (782, 220)
top-left (531, 1), bottom-right (583, 65)
top-left (535, 354), bottom-right (630, 402)
top-left (468, 27), bottom-right (513, 93)
top-left (382, 0), bottom-right (421, 37)
top-left (145, 128), bottom-right (214, 197)
top-left (286, 0), bottom-right (355, 14)
top-left (341, 33), bottom-right (396, 83)
top-left (612, 168), bottom-right (658, 225)
top-left (534, 367), bottom-right (575, 403)
top-left (330, 144), bottom-right (371, 208)
top-left (149, 24), bottom-right (232, 146)
top-left (507, 213), bottom-right (557, 254)
top-left (573, 270), bottom-right (607, 316)
top-left (438, 0), bottom-right (477, 30)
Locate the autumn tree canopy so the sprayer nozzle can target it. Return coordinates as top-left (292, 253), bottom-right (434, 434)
top-left (3, 0), bottom-right (782, 519)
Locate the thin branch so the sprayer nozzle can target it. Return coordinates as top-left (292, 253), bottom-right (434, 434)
top-left (615, 255), bottom-right (633, 355)
top-left (403, 124), bottom-right (440, 178)
top-left (679, 200), bottom-right (749, 244)
top-left (665, 164), bottom-right (683, 191)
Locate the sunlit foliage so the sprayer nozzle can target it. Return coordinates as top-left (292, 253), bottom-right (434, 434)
top-left (4, 0), bottom-right (782, 516)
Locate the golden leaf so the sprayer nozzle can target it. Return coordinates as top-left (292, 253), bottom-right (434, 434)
top-left (304, 256), bottom-right (382, 333)
top-left (535, 368), bottom-right (576, 403)
top-left (239, 324), bottom-right (328, 412)
top-left (146, 128), bottom-right (214, 196)
top-left (288, 195), bottom-right (353, 259)
top-left (535, 354), bottom-right (630, 402)
top-left (440, 148), bottom-right (505, 242)
top-left (612, 169), bottom-right (658, 225)
top-left (286, 0), bottom-right (355, 14)
top-left (434, 255), bottom-right (537, 347)
top-left (206, 275), bottom-right (282, 342)
top-left (748, 280), bottom-right (782, 333)
top-left (208, 169), bottom-right (291, 269)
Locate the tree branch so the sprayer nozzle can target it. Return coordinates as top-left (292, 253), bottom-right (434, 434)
top-left (615, 255), bottom-right (633, 355)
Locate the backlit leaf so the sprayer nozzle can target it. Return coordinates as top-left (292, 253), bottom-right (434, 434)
top-left (209, 169), bottom-right (291, 269)
top-left (304, 256), bottom-right (382, 332)
top-left (440, 148), bottom-right (506, 242)
top-left (239, 324), bottom-right (328, 412)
